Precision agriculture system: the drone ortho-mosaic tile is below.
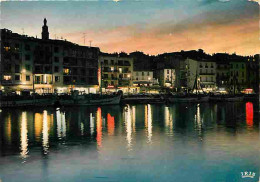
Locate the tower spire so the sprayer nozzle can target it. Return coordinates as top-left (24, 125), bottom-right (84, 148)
top-left (42, 18), bottom-right (49, 40)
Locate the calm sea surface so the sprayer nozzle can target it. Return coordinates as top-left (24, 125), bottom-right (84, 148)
top-left (0, 102), bottom-right (259, 182)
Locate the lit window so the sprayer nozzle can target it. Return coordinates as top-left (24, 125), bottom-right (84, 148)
top-left (4, 47), bottom-right (10, 52)
top-left (111, 67), bottom-right (114, 71)
top-left (63, 68), bottom-right (69, 74)
top-left (119, 68), bottom-right (122, 73)
top-left (4, 75), bottom-right (11, 80)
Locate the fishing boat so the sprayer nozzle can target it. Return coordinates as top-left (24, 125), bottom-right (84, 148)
top-left (55, 91), bottom-right (122, 107)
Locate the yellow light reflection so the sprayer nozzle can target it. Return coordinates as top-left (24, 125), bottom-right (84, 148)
top-left (35, 113), bottom-right (43, 142)
top-left (5, 114), bottom-right (12, 144)
top-left (42, 110), bottom-right (49, 154)
top-left (132, 106), bottom-right (136, 133)
top-left (20, 112), bottom-right (28, 159)
top-left (125, 105), bottom-right (132, 149)
top-left (165, 106), bottom-right (173, 136)
top-left (147, 104), bottom-right (152, 143)
top-left (195, 104), bottom-right (202, 138)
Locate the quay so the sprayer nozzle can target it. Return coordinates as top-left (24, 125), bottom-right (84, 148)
top-left (0, 92), bottom-right (258, 108)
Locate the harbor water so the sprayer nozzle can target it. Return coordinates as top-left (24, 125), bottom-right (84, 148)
top-left (0, 102), bottom-right (259, 182)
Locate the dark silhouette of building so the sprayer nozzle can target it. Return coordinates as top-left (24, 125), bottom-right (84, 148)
top-left (42, 18), bottom-right (49, 40)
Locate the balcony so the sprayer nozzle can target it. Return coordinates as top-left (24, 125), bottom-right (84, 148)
top-left (1, 80), bottom-right (13, 85)
top-left (199, 73), bottom-right (215, 75)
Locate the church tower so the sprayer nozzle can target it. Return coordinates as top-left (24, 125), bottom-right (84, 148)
top-left (41, 18), bottom-right (49, 40)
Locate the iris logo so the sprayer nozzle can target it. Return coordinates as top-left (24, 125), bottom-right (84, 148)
top-left (241, 171), bottom-right (256, 179)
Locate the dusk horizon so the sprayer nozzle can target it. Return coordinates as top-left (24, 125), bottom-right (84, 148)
top-left (1, 0), bottom-right (259, 56)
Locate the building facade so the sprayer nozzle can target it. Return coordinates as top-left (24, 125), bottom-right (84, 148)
top-left (157, 69), bottom-right (176, 88)
top-left (98, 53), bottom-right (133, 93)
top-left (229, 61), bottom-right (247, 93)
top-left (132, 71), bottom-right (158, 87)
top-left (1, 19), bottom-right (100, 94)
top-left (185, 58), bottom-right (217, 92)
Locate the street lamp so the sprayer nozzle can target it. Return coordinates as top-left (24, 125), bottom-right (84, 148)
top-left (148, 77), bottom-right (151, 93)
top-left (127, 74), bottom-right (130, 94)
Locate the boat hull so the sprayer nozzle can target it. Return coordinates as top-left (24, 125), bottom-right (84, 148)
top-left (58, 95), bottom-right (121, 106)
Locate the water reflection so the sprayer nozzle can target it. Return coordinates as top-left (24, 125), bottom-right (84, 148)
top-left (124, 105), bottom-right (132, 149)
top-left (42, 110), bottom-right (49, 154)
top-left (194, 104), bottom-right (203, 138)
top-left (56, 109), bottom-right (66, 139)
top-left (96, 107), bottom-right (102, 148)
top-left (0, 102), bottom-right (258, 162)
top-left (164, 106), bottom-right (173, 136)
top-left (20, 112), bottom-right (28, 159)
top-left (246, 102), bottom-right (253, 128)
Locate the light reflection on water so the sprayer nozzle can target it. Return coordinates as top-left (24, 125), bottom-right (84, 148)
top-left (0, 102), bottom-right (259, 182)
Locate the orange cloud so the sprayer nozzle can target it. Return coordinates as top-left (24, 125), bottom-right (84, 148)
top-left (63, 15), bottom-right (259, 56)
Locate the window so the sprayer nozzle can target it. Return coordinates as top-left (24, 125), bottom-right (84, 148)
top-left (54, 66), bottom-right (59, 72)
top-left (200, 69), bottom-right (202, 74)
top-left (15, 75), bottom-right (20, 81)
top-left (236, 64), bottom-right (238, 68)
top-left (167, 70), bottom-right (169, 74)
top-left (25, 44), bottom-right (30, 51)
top-left (54, 57), bottom-right (59, 63)
top-left (55, 76), bottom-right (60, 82)
top-left (25, 55), bottom-right (31, 61)
top-left (142, 72), bottom-right (144, 76)
top-left (54, 47), bottom-right (59, 53)
top-left (231, 64), bottom-right (233, 69)
top-left (26, 75), bottom-right (30, 81)
top-left (25, 64), bottom-right (31, 71)
top-left (231, 71), bottom-right (233, 76)
top-left (63, 68), bottom-right (70, 74)
top-left (104, 60), bottom-right (108, 65)
top-left (148, 72), bottom-right (150, 76)
top-left (111, 60), bottom-right (114, 65)
top-left (119, 68), bottom-right (122, 73)
top-left (136, 72), bottom-right (139, 76)
top-left (15, 65), bottom-right (20, 73)
top-left (236, 71), bottom-right (238, 76)
top-left (211, 69), bottom-right (213, 74)
top-left (4, 75), bottom-right (11, 80)
top-left (242, 72), bottom-right (244, 77)
top-left (211, 63), bottom-right (214, 68)
top-left (242, 64), bottom-right (244, 69)
top-left (15, 43), bottom-right (19, 49)
top-left (111, 67), bottom-right (114, 71)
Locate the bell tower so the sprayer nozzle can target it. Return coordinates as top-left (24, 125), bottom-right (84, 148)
top-left (42, 18), bottom-right (49, 40)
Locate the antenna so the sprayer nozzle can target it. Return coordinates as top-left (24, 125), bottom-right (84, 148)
top-left (22, 28), bottom-right (24, 35)
top-left (89, 40), bottom-right (92, 47)
top-left (82, 33), bottom-right (86, 46)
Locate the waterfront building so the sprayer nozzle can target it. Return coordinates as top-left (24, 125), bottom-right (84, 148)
top-left (98, 53), bottom-right (134, 93)
top-left (0, 19), bottom-right (100, 94)
top-left (132, 71), bottom-right (158, 87)
top-left (157, 69), bottom-right (176, 88)
top-left (185, 58), bottom-right (217, 92)
top-left (229, 61), bottom-right (247, 93)
top-left (245, 55), bottom-right (259, 94)
top-left (198, 60), bottom-right (217, 92)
